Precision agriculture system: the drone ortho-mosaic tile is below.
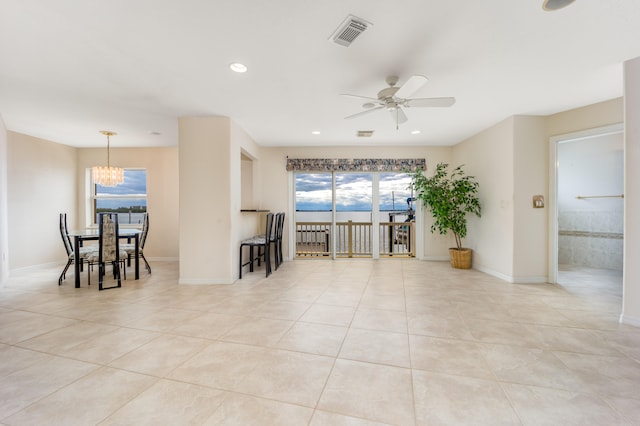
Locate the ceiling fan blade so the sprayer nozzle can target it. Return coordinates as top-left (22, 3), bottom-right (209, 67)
top-left (404, 97), bottom-right (456, 108)
top-left (389, 108), bottom-right (408, 125)
top-left (395, 75), bottom-right (428, 99)
top-left (340, 93), bottom-right (380, 102)
top-left (344, 106), bottom-right (384, 120)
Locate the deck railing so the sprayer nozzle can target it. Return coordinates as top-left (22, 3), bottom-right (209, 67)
top-left (295, 222), bottom-right (331, 256)
top-left (335, 221), bottom-right (372, 258)
top-left (379, 221), bottom-right (415, 257)
top-left (295, 220), bottom-right (414, 258)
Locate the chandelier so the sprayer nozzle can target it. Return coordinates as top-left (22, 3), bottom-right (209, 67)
top-left (92, 130), bottom-right (124, 187)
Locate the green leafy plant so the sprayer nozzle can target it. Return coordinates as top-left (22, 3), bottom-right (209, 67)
top-left (409, 162), bottom-right (481, 250)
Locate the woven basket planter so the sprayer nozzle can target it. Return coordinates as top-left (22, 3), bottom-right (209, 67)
top-left (449, 248), bottom-right (472, 269)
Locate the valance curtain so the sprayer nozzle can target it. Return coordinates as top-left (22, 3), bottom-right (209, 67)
top-left (285, 158), bottom-right (425, 172)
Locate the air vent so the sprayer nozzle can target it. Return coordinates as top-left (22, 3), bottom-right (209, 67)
top-left (357, 130), bottom-right (374, 138)
top-left (329, 15), bottom-right (371, 47)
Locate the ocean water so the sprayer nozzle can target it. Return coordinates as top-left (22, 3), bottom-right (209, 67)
top-left (295, 210), bottom-right (412, 223)
top-left (113, 212), bottom-right (146, 225)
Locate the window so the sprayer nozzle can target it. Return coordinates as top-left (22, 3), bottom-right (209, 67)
top-left (379, 172), bottom-right (413, 212)
top-left (91, 169), bottom-right (147, 225)
top-left (295, 173), bottom-right (333, 212)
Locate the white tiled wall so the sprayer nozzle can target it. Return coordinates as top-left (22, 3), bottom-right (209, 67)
top-left (558, 210), bottom-right (623, 270)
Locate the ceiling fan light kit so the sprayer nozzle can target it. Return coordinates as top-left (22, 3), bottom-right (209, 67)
top-left (342, 74), bottom-right (455, 128)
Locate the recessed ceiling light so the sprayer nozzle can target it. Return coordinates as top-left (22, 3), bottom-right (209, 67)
top-left (229, 63), bottom-right (247, 73)
top-left (411, 130), bottom-right (421, 135)
top-left (311, 130), bottom-right (321, 135)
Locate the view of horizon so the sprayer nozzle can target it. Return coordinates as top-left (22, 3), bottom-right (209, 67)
top-left (295, 172), bottom-right (414, 212)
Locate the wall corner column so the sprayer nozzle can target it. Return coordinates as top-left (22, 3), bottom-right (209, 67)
top-left (0, 116), bottom-right (8, 287)
top-left (622, 57), bottom-right (640, 326)
top-left (178, 116), bottom-right (233, 284)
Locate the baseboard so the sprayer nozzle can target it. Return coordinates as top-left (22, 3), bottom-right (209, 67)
top-left (474, 265), bottom-right (513, 282)
top-left (147, 257), bottom-right (179, 262)
top-left (178, 278), bottom-right (233, 285)
top-left (619, 314), bottom-right (640, 328)
top-left (420, 256), bottom-right (450, 262)
top-left (474, 264), bottom-right (549, 284)
top-left (510, 275), bottom-right (549, 284)
top-left (10, 261), bottom-right (63, 274)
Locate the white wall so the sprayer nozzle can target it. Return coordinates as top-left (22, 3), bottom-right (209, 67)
top-left (547, 98), bottom-right (623, 137)
top-left (453, 117), bottom-right (516, 280)
top-left (178, 116), bottom-right (232, 284)
top-left (557, 133), bottom-right (624, 270)
top-left (177, 116), bottom-right (267, 283)
top-left (259, 145), bottom-right (453, 260)
top-left (231, 119), bottom-right (264, 279)
top-left (622, 57), bottom-right (640, 326)
top-left (0, 116), bottom-right (8, 286)
top-left (512, 116), bottom-right (548, 282)
top-left (76, 146), bottom-right (179, 261)
top-left (7, 132), bottom-right (77, 270)
top-left (6, 133), bottom-right (180, 271)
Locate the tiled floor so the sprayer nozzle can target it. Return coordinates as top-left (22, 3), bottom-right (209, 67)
top-left (1, 260), bottom-right (639, 425)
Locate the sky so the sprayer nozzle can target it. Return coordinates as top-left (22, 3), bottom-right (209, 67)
top-left (96, 170), bottom-right (147, 209)
top-left (295, 172), bottom-right (414, 211)
top-left (96, 169), bottom-right (147, 196)
top-left (96, 170), bottom-right (412, 212)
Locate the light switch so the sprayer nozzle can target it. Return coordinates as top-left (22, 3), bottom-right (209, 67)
top-left (533, 195), bottom-right (544, 208)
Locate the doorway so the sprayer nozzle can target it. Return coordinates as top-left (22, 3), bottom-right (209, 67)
top-left (293, 171), bottom-right (416, 258)
top-left (549, 124), bottom-right (624, 287)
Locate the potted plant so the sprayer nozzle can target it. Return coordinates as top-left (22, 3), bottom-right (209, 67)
top-left (409, 162), bottom-right (481, 269)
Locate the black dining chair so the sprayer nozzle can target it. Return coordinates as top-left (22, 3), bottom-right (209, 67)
top-left (122, 212), bottom-right (151, 274)
top-left (88, 213), bottom-right (127, 290)
top-left (58, 213), bottom-right (96, 286)
top-left (278, 213), bottom-right (285, 267)
top-left (270, 212), bottom-right (285, 270)
top-left (239, 212), bottom-right (274, 279)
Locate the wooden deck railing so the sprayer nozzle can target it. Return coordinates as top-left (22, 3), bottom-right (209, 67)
top-left (295, 222), bottom-right (331, 256)
top-left (335, 221), bottom-right (372, 258)
top-left (379, 221), bottom-right (415, 257)
top-left (295, 220), bottom-right (414, 258)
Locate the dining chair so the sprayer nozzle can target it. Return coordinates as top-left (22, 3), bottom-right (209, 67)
top-left (239, 212), bottom-right (274, 279)
top-left (88, 213), bottom-right (127, 290)
top-left (122, 212), bottom-right (151, 274)
top-left (58, 213), bottom-right (96, 285)
top-left (277, 212), bottom-right (285, 268)
top-left (270, 212), bottom-right (285, 270)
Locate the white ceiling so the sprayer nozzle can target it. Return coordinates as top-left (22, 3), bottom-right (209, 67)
top-left (1, 0), bottom-right (639, 149)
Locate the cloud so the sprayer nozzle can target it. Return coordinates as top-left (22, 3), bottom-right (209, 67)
top-left (97, 170), bottom-right (147, 195)
top-left (295, 172), bottom-right (413, 212)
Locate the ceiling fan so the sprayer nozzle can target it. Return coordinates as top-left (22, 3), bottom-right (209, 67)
top-left (341, 75), bottom-right (455, 128)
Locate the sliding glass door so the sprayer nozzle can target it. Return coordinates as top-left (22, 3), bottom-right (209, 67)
top-left (294, 171), bottom-right (415, 258)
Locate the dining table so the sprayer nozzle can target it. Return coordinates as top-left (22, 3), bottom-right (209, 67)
top-left (68, 228), bottom-right (141, 288)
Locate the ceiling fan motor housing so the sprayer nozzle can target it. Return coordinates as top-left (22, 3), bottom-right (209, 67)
top-left (377, 86), bottom-right (400, 100)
